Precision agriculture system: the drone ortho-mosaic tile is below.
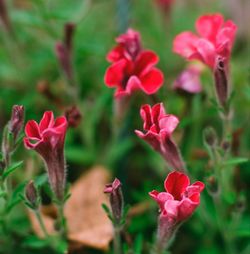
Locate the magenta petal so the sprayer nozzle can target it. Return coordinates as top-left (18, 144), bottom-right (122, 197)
top-left (196, 14), bottom-right (224, 42)
top-left (164, 171), bottom-right (190, 200)
top-left (178, 197), bottom-right (198, 221)
top-left (39, 111), bottom-right (54, 132)
top-left (159, 114), bottom-right (179, 136)
top-left (125, 75), bottom-right (141, 95)
top-left (104, 59), bottom-right (127, 87)
top-left (164, 199), bottom-right (179, 219)
top-left (25, 120), bottom-right (41, 139)
top-left (140, 104), bottom-right (153, 130)
top-left (134, 50), bottom-right (159, 75)
top-left (139, 68), bottom-right (164, 94)
top-left (196, 39), bottom-right (216, 68)
top-left (106, 45), bottom-right (125, 62)
top-left (173, 31), bottom-right (200, 59)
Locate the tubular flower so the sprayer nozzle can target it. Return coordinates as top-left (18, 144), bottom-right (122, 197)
top-left (24, 111), bottom-right (68, 201)
top-left (173, 13), bottom-right (237, 69)
top-left (149, 171), bottom-right (204, 249)
top-left (135, 103), bottom-right (186, 172)
top-left (104, 29), bottom-right (164, 98)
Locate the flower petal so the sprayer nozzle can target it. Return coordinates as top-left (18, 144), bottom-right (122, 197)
top-left (25, 120), bottom-right (41, 139)
top-left (39, 111), bottom-right (54, 132)
top-left (173, 31), bottom-right (200, 59)
top-left (159, 114), bottom-right (179, 136)
top-left (134, 50), bottom-right (159, 76)
top-left (104, 59), bottom-right (127, 88)
top-left (164, 171), bottom-right (190, 200)
top-left (196, 14), bottom-right (224, 42)
top-left (106, 45), bottom-right (125, 62)
top-left (139, 68), bottom-right (164, 94)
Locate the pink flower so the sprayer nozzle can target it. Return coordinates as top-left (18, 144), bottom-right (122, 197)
top-left (150, 171), bottom-right (204, 249)
top-left (24, 111), bottom-right (68, 200)
top-left (149, 171), bottom-right (205, 222)
top-left (173, 13), bottom-right (237, 68)
top-left (135, 103), bottom-right (186, 172)
top-left (173, 63), bottom-right (204, 94)
top-left (104, 29), bottom-right (164, 98)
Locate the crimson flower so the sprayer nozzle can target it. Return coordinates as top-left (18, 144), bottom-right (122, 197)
top-left (24, 111), bottom-right (68, 200)
top-left (173, 13), bottom-right (237, 68)
top-left (135, 103), bottom-right (186, 172)
top-left (104, 29), bottom-right (164, 98)
top-left (150, 171), bottom-right (205, 222)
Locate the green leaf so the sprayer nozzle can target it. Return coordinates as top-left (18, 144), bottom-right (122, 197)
top-left (223, 157), bottom-right (249, 166)
top-left (22, 235), bottom-right (49, 249)
top-left (133, 234), bottom-right (143, 254)
top-left (3, 161), bottom-right (23, 180)
top-left (6, 182), bottom-right (27, 212)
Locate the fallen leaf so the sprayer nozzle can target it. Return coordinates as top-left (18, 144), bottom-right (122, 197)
top-left (28, 166), bottom-right (113, 251)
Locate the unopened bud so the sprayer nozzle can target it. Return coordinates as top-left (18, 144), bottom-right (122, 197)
top-left (64, 105), bottom-right (82, 128)
top-left (203, 126), bottom-right (218, 148)
top-left (64, 22), bottom-right (75, 52)
top-left (9, 105), bottom-right (25, 142)
top-left (25, 180), bottom-right (39, 210)
top-left (214, 56), bottom-right (229, 108)
top-left (55, 42), bottom-right (72, 81)
top-left (104, 178), bottom-right (124, 223)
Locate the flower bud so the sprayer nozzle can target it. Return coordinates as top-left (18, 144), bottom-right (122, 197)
top-left (9, 105), bottom-right (25, 142)
top-left (104, 178), bottom-right (124, 224)
top-left (203, 126), bottom-right (218, 148)
top-left (64, 22), bottom-right (75, 52)
top-left (55, 42), bottom-right (73, 81)
top-left (25, 180), bottom-right (39, 210)
top-left (64, 105), bottom-right (82, 128)
top-left (214, 56), bottom-right (229, 108)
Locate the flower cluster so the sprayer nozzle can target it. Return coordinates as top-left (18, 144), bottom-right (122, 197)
top-left (104, 29), bottom-right (164, 98)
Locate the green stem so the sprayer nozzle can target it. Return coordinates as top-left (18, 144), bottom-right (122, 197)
top-left (113, 226), bottom-right (122, 254)
top-left (57, 202), bottom-right (67, 239)
top-left (35, 210), bottom-right (49, 238)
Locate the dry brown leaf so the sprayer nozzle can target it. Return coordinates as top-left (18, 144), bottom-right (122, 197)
top-left (29, 166), bottom-right (113, 251)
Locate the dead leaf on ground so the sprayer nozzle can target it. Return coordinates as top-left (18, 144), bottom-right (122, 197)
top-left (28, 166), bottom-right (113, 251)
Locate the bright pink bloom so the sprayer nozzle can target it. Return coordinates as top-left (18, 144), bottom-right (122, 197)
top-left (173, 63), bottom-right (204, 94)
top-left (135, 103), bottom-right (186, 172)
top-left (24, 111), bottom-right (68, 200)
top-left (173, 14), bottom-right (237, 68)
top-left (150, 171), bottom-right (205, 222)
top-left (104, 29), bottom-right (164, 98)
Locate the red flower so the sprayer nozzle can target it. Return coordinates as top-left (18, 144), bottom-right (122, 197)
top-left (135, 103), bottom-right (178, 149)
top-left (149, 171), bottom-right (204, 222)
top-left (24, 111), bottom-right (68, 200)
top-left (135, 103), bottom-right (186, 172)
top-left (104, 29), bottom-right (164, 98)
top-left (173, 13), bottom-right (237, 68)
